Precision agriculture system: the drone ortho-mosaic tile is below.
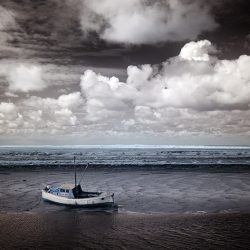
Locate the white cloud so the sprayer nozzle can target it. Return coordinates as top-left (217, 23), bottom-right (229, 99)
top-left (81, 40), bottom-right (250, 112)
top-left (57, 92), bottom-right (83, 109)
top-left (80, 0), bottom-right (218, 44)
top-left (54, 108), bottom-right (77, 126)
top-left (0, 102), bottom-right (23, 130)
top-left (0, 102), bottom-right (17, 116)
top-left (8, 64), bottom-right (47, 93)
top-left (20, 92), bottom-right (83, 131)
top-left (4, 92), bottom-right (19, 98)
top-left (0, 60), bottom-right (126, 96)
top-left (80, 69), bottom-right (135, 121)
top-left (1, 40), bottom-right (250, 143)
top-left (179, 40), bottom-right (217, 61)
top-left (78, 40), bottom-right (250, 135)
top-left (0, 92), bottom-right (83, 135)
top-left (161, 53), bottom-right (250, 111)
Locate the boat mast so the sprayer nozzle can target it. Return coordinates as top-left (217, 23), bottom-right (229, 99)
top-left (74, 156), bottom-right (77, 187)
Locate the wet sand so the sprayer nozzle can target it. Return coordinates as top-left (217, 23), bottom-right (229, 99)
top-left (0, 212), bottom-right (250, 250)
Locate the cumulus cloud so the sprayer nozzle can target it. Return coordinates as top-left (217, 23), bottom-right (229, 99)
top-left (0, 102), bottom-right (23, 133)
top-left (0, 59), bottom-right (126, 97)
top-left (8, 64), bottom-right (47, 92)
top-left (80, 0), bottom-right (218, 44)
top-left (0, 102), bottom-right (17, 117)
top-left (80, 40), bottom-right (250, 114)
top-left (179, 40), bottom-right (217, 61)
top-left (0, 92), bottom-right (84, 135)
top-left (161, 47), bottom-right (250, 111)
top-left (1, 40), bottom-right (250, 142)
top-left (57, 92), bottom-right (83, 109)
top-left (80, 69), bottom-right (135, 121)
top-left (77, 39), bottom-right (250, 138)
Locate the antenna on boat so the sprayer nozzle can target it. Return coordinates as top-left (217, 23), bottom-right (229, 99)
top-left (74, 156), bottom-right (77, 187)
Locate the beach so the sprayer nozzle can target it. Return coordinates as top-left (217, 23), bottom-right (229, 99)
top-left (0, 146), bottom-right (250, 249)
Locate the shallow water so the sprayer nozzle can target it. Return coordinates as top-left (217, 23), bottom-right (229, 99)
top-left (1, 169), bottom-right (250, 214)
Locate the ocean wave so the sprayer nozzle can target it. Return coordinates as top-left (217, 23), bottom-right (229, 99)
top-left (0, 147), bottom-right (250, 169)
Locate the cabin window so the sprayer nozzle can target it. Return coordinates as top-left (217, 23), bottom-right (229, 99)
top-left (60, 189), bottom-right (65, 192)
top-left (66, 189), bottom-right (69, 193)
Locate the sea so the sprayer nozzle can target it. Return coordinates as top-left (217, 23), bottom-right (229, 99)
top-left (0, 145), bottom-right (250, 249)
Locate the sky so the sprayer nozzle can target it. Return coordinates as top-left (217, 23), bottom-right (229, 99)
top-left (0, 0), bottom-right (250, 145)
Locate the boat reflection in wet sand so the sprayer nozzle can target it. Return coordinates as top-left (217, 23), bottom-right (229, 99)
top-left (42, 160), bottom-right (115, 207)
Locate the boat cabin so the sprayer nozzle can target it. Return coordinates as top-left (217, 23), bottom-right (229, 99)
top-left (46, 183), bottom-right (75, 198)
top-left (46, 183), bottom-right (102, 199)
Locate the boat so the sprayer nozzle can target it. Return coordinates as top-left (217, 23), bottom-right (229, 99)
top-left (42, 160), bottom-right (115, 207)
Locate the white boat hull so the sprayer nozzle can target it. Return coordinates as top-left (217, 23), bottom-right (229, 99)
top-left (42, 190), bottom-right (114, 207)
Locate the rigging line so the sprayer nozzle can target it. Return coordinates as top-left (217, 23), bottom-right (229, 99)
top-left (78, 162), bottom-right (89, 185)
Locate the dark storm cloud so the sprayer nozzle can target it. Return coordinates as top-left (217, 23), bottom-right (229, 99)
top-left (0, 0), bottom-right (87, 59)
top-left (0, 0), bottom-right (250, 66)
top-left (0, 0), bottom-right (126, 68)
top-left (0, 0), bottom-right (128, 99)
top-left (202, 0), bottom-right (250, 59)
top-left (0, 0), bottom-right (249, 92)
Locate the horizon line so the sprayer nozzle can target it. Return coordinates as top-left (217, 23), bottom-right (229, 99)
top-left (0, 144), bottom-right (250, 149)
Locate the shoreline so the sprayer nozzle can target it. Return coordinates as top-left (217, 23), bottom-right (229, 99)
top-left (1, 163), bottom-right (250, 171)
